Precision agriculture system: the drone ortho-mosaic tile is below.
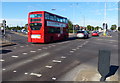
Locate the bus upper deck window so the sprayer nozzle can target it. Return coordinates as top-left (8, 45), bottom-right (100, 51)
top-left (30, 14), bottom-right (42, 18)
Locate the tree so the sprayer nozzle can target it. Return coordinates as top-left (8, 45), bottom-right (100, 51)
top-left (95, 26), bottom-right (100, 30)
top-left (111, 24), bottom-right (117, 30)
top-left (86, 25), bottom-right (94, 31)
top-left (68, 19), bottom-right (73, 30)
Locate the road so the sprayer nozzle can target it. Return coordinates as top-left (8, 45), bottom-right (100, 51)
top-left (1, 31), bottom-right (118, 81)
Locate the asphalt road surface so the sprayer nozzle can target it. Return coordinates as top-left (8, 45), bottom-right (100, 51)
top-left (1, 31), bottom-right (118, 81)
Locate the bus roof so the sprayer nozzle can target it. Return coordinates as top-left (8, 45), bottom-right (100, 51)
top-left (29, 11), bottom-right (67, 19)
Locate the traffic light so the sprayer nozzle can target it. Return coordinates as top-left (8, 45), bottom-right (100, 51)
top-left (2, 20), bottom-right (6, 35)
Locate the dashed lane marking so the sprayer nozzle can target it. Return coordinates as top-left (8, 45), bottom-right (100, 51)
top-left (52, 60), bottom-right (62, 63)
top-left (14, 47), bottom-right (17, 49)
top-left (22, 53), bottom-right (28, 55)
top-left (45, 65), bottom-right (52, 69)
top-left (70, 51), bottom-right (74, 53)
top-left (0, 59), bottom-right (5, 62)
top-left (11, 56), bottom-right (19, 58)
top-left (61, 56), bottom-right (66, 59)
top-left (30, 73), bottom-right (42, 77)
top-left (72, 49), bottom-right (77, 51)
top-left (20, 46), bottom-right (24, 47)
top-left (52, 77), bottom-right (57, 80)
top-left (2, 69), bottom-right (6, 71)
top-left (42, 47), bottom-right (48, 49)
top-left (38, 49), bottom-right (42, 50)
top-left (30, 51), bottom-right (36, 53)
top-left (13, 70), bottom-right (17, 73)
top-left (24, 72), bottom-right (28, 75)
top-left (76, 48), bottom-right (79, 50)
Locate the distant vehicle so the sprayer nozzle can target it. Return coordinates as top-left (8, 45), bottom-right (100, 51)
top-left (28, 11), bottom-right (68, 43)
top-left (76, 30), bottom-right (89, 38)
top-left (92, 31), bottom-right (99, 36)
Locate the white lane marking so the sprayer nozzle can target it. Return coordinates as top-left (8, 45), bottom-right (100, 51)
top-left (48, 46), bottom-right (52, 48)
top-left (38, 49), bottom-right (42, 50)
top-left (70, 51), bottom-right (74, 53)
top-left (24, 72), bottom-right (28, 75)
top-left (30, 73), bottom-right (42, 77)
top-left (4, 53), bottom-right (50, 72)
top-left (51, 45), bottom-right (56, 47)
top-left (30, 51), bottom-right (36, 53)
top-left (42, 47), bottom-right (48, 49)
top-left (22, 53), bottom-right (28, 55)
top-left (78, 46), bottom-right (83, 47)
top-left (76, 48), bottom-right (79, 49)
top-left (0, 59), bottom-right (5, 62)
top-left (61, 56), bottom-right (66, 59)
top-left (52, 77), bottom-right (57, 80)
top-left (2, 69), bottom-right (6, 71)
top-left (11, 56), bottom-right (19, 58)
top-left (13, 70), bottom-right (17, 73)
top-left (45, 65), bottom-right (52, 69)
top-left (52, 60), bottom-right (62, 63)
top-left (72, 49), bottom-right (76, 51)
top-left (14, 47), bottom-right (16, 49)
top-left (113, 45), bottom-right (118, 47)
top-left (20, 46), bottom-right (24, 47)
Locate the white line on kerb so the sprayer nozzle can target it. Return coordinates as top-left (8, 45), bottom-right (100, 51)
top-left (0, 59), bottom-right (5, 62)
top-left (45, 65), bottom-right (52, 68)
top-left (30, 73), bottom-right (42, 77)
top-left (11, 56), bottom-right (19, 58)
top-left (52, 60), bottom-right (62, 63)
top-left (30, 51), bottom-right (36, 53)
top-left (23, 53), bottom-right (28, 55)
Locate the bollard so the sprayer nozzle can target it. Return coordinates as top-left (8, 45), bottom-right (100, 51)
top-left (98, 50), bottom-right (111, 82)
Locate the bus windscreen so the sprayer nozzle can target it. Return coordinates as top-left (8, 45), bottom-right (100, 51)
top-left (30, 23), bottom-right (42, 30)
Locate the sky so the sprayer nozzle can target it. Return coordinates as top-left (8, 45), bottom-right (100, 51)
top-left (1, 1), bottom-right (119, 28)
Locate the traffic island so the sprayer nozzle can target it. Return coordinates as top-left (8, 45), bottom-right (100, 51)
top-left (0, 39), bottom-right (16, 47)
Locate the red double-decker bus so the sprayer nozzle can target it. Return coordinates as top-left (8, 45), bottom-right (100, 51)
top-left (28, 11), bottom-right (68, 43)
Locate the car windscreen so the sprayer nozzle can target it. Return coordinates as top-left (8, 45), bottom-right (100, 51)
top-left (30, 23), bottom-right (42, 30)
top-left (77, 31), bottom-right (84, 33)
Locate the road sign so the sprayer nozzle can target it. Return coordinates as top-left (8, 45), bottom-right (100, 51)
top-left (98, 50), bottom-right (111, 81)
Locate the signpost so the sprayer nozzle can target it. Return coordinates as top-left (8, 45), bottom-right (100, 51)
top-left (2, 20), bottom-right (6, 35)
top-left (98, 50), bottom-right (111, 81)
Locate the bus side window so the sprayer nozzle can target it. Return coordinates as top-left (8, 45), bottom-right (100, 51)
top-left (45, 13), bottom-right (50, 20)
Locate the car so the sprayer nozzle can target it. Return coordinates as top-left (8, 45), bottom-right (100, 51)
top-left (92, 31), bottom-right (99, 36)
top-left (76, 30), bottom-right (89, 39)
